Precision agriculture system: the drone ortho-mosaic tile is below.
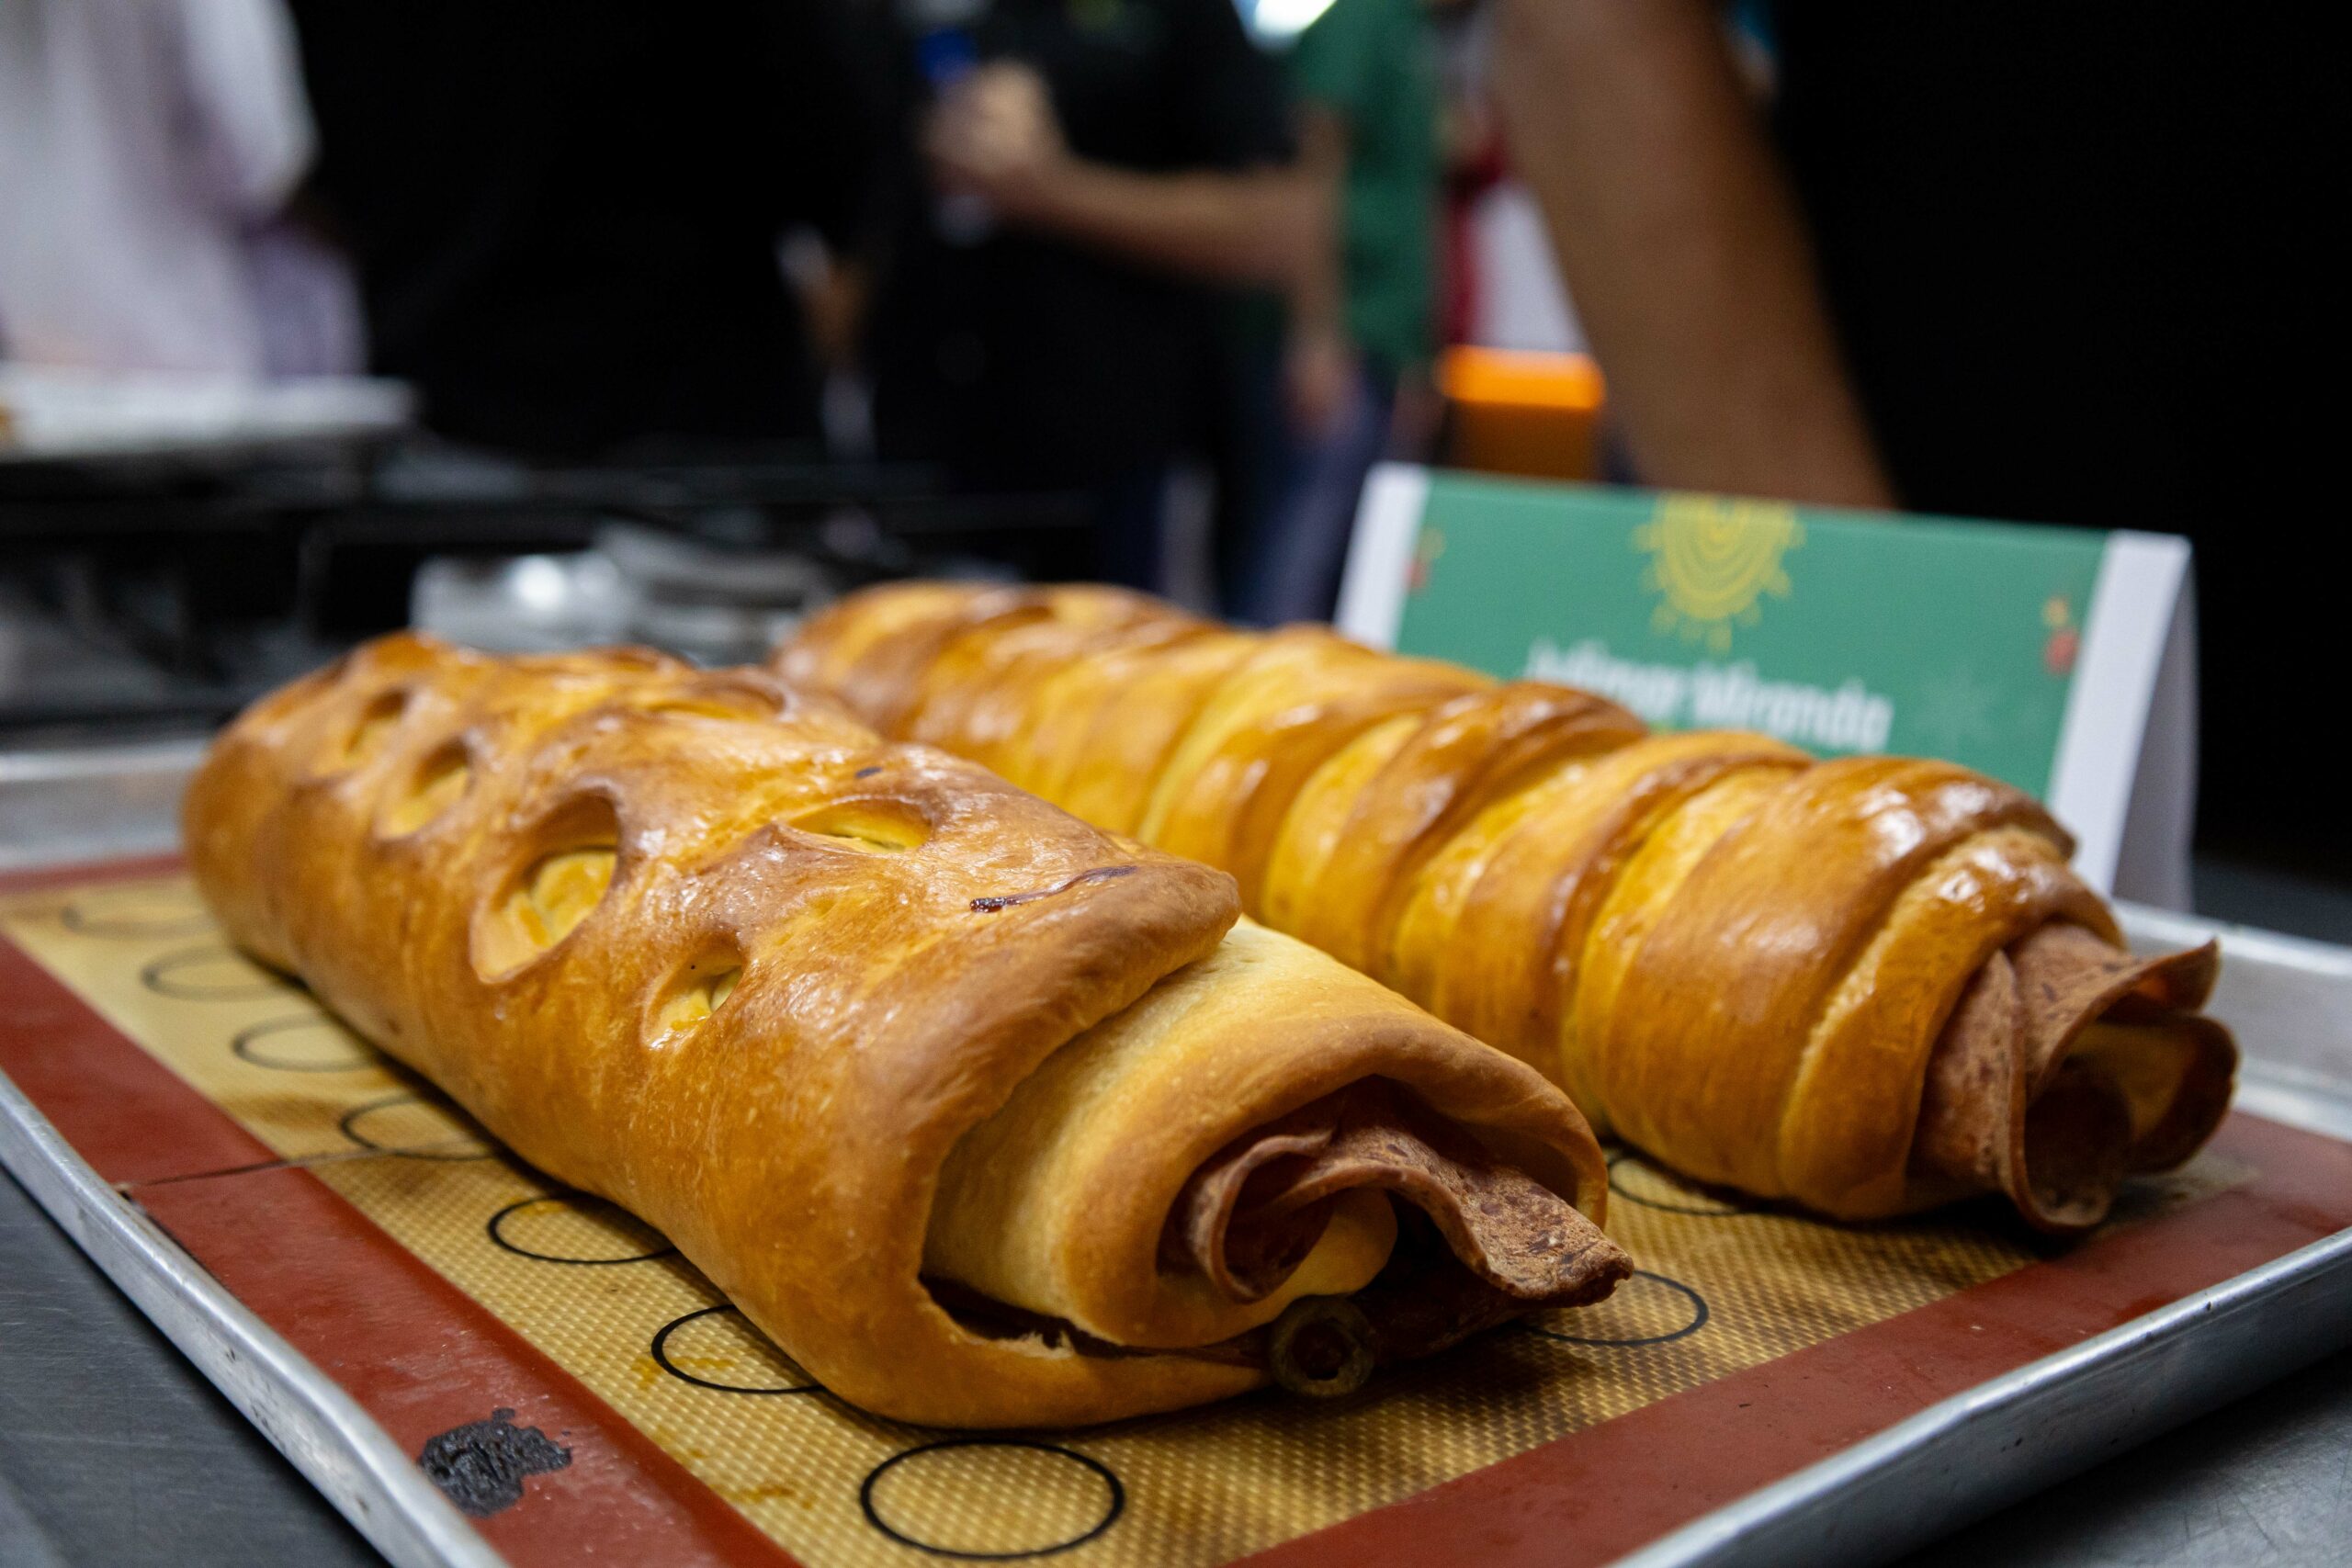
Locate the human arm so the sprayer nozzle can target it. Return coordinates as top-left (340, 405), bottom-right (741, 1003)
top-left (1285, 105), bottom-right (1357, 433)
top-left (925, 62), bottom-right (1311, 287)
top-left (1489, 0), bottom-right (1894, 506)
top-left (174, 0), bottom-right (315, 219)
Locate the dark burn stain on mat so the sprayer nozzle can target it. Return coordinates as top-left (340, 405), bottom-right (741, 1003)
top-left (417, 1407), bottom-right (572, 1517)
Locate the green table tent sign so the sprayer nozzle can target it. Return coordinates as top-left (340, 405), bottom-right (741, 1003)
top-left (1337, 466), bottom-right (2195, 905)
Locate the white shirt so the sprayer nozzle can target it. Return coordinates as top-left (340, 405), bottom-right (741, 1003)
top-left (0, 0), bottom-right (332, 375)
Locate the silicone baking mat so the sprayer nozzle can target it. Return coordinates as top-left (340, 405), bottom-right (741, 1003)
top-left (5, 860), bottom-right (2350, 1568)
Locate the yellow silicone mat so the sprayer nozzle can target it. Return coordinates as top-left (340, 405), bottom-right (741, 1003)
top-left (0, 874), bottom-right (2243, 1568)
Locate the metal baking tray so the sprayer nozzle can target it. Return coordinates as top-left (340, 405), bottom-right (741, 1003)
top-left (3, 743), bottom-right (2349, 1568)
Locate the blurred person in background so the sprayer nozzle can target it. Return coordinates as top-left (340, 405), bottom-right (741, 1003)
top-left (1431, 0), bottom-right (1507, 355)
top-left (0, 0), bottom-right (356, 377)
top-left (1221, 0), bottom-right (1442, 626)
top-left (284, 2), bottom-right (882, 459)
top-left (865, 0), bottom-right (1304, 590)
top-left (1490, 1), bottom-right (2333, 870)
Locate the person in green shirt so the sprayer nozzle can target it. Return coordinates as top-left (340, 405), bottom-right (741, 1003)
top-left (1227, 0), bottom-right (1441, 625)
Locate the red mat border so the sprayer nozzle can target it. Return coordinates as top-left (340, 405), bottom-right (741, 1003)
top-left (0, 856), bottom-right (794, 1568)
top-left (6, 855), bottom-right (2350, 1568)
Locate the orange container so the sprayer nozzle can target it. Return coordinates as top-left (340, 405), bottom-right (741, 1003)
top-left (1438, 346), bottom-right (1605, 481)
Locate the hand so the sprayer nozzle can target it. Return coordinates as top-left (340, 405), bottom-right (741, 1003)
top-left (1285, 328), bottom-right (1361, 439)
top-left (1388, 367), bottom-right (1443, 457)
top-left (923, 63), bottom-right (1071, 223)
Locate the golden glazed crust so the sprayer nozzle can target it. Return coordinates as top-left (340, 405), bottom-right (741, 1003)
top-left (187, 634), bottom-right (1623, 1427)
top-left (775, 583), bottom-right (2238, 1232)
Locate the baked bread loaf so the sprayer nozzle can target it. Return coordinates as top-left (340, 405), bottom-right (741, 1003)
top-left (184, 635), bottom-right (1627, 1427)
top-left (776, 583), bottom-right (2237, 1233)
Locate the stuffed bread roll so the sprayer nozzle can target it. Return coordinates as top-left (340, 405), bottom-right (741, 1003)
top-left (775, 583), bottom-right (2237, 1234)
top-left (184, 635), bottom-right (1627, 1428)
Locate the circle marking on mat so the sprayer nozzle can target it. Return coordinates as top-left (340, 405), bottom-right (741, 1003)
top-left (61, 885), bottom-right (211, 938)
top-left (487, 1192), bottom-right (676, 1264)
top-left (1605, 1149), bottom-right (1756, 1216)
top-left (339, 1091), bottom-right (496, 1161)
top-left (1525, 1269), bottom-right (1711, 1347)
top-left (141, 942), bottom-right (285, 1000)
top-left (650, 1304), bottom-right (819, 1394)
top-left (232, 1015), bottom-right (379, 1073)
top-left (861, 1438), bottom-right (1124, 1560)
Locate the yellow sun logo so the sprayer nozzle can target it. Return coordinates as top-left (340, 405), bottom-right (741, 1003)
top-left (1633, 494), bottom-right (1804, 654)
